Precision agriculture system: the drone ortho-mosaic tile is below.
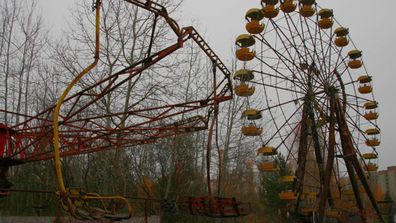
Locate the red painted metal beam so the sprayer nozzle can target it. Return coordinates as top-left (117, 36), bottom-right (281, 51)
top-left (0, 0), bottom-right (233, 165)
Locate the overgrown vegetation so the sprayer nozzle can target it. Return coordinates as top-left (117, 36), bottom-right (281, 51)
top-left (259, 154), bottom-right (293, 223)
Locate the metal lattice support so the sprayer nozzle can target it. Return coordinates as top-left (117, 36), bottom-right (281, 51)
top-left (234, 0), bottom-right (383, 222)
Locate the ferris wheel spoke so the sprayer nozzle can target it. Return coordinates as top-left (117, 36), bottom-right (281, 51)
top-left (254, 66), bottom-right (306, 97)
top-left (292, 19), bottom-right (325, 93)
top-left (344, 92), bottom-right (376, 105)
top-left (258, 94), bottom-right (307, 113)
top-left (275, 82), bottom-right (300, 136)
top-left (298, 138), bottom-right (322, 183)
top-left (344, 113), bottom-right (379, 147)
top-left (298, 16), bottom-right (323, 70)
top-left (302, 16), bottom-right (339, 89)
top-left (265, 103), bottom-right (304, 146)
top-left (285, 13), bottom-right (315, 66)
top-left (274, 120), bottom-right (303, 164)
top-left (261, 76), bottom-right (287, 150)
top-left (342, 110), bottom-right (380, 159)
top-left (318, 29), bottom-right (345, 89)
top-left (318, 25), bottom-right (333, 78)
top-left (343, 98), bottom-right (378, 127)
top-left (259, 74), bottom-right (303, 155)
top-left (301, 16), bottom-right (328, 82)
top-left (256, 32), bottom-right (307, 79)
top-left (329, 59), bottom-right (350, 85)
top-left (342, 79), bottom-right (359, 88)
top-left (253, 70), bottom-right (304, 87)
top-left (285, 125), bottom-right (300, 162)
top-left (283, 13), bottom-right (309, 60)
top-left (268, 19), bottom-right (311, 83)
top-left (276, 15), bottom-right (326, 88)
top-left (250, 80), bottom-right (306, 95)
top-left (255, 37), bottom-right (309, 91)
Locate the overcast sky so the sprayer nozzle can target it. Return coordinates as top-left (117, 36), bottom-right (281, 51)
top-left (38, 0), bottom-right (396, 169)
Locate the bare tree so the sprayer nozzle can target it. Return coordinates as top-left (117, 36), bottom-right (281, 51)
top-left (0, 0), bottom-right (46, 125)
top-left (47, 0), bottom-right (188, 196)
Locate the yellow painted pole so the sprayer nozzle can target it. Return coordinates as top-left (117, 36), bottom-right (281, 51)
top-left (53, 0), bottom-right (100, 196)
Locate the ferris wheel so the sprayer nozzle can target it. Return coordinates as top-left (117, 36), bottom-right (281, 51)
top-left (234, 0), bottom-right (383, 222)
top-left (0, 0), bottom-right (234, 220)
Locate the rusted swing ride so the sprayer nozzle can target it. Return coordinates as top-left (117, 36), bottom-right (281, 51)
top-left (0, 0), bottom-right (384, 222)
top-left (0, 0), bottom-right (250, 220)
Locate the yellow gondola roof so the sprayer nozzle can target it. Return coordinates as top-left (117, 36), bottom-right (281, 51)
top-left (334, 36), bottom-right (349, 47)
top-left (279, 190), bottom-right (297, 200)
top-left (242, 108), bottom-right (262, 119)
top-left (364, 101), bottom-right (378, 109)
top-left (357, 75), bottom-right (372, 84)
top-left (365, 128), bottom-right (380, 135)
top-left (257, 146), bottom-right (277, 155)
top-left (246, 8), bottom-right (265, 21)
top-left (362, 153), bottom-right (378, 159)
top-left (281, 175), bottom-right (297, 183)
top-left (280, 0), bottom-right (297, 13)
top-left (366, 163), bottom-right (378, 171)
top-left (300, 0), bottom-right (315, 5)
top-left (234, 69), bottom-right (254, 81)
top-left (262, 0), bottom-right (279, 5)
top-left (235, 34), bottom-right (255, 47)
top-left (235, 82), bottom-right (255, 96)
top-left (242, 125), bottom-right (262, 136)
top-left (318, 9), bottom-right (333, 18)
top-left (364, 111), bottom-right (379, 121)
top-left (263, 4), bottom-right (280, 18)
top-left (301, 192), bottom-right (317, 199)
top-left (366, 139), bottom-right (380, 147)
top-left (301, 208), bottom-right (316, 213)
top-left (257, 162), bottom-right (278, 172)
top-left (334, 27), bottom-right (349, 37)
top-left (348, 50), bottom-right (362, 59)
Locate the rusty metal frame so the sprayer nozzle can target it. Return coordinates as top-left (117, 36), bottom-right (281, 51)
top-left (0, 0), bottom-right (232, 166)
